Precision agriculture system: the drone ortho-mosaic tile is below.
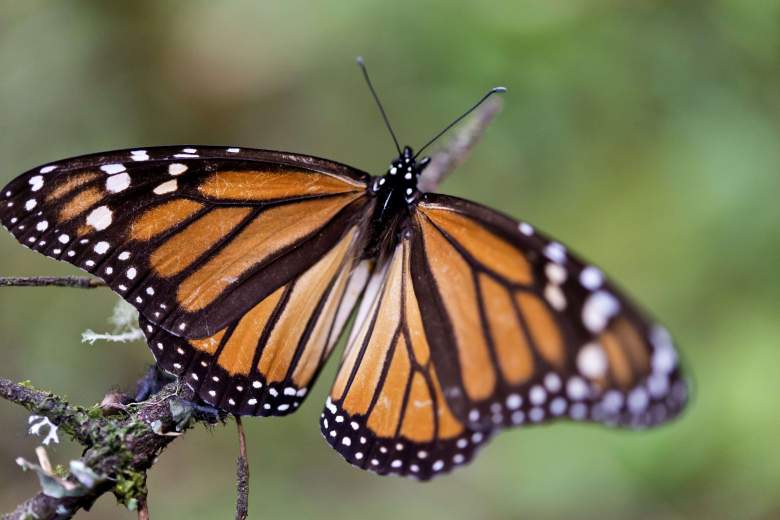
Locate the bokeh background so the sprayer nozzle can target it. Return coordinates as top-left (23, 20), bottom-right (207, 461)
top-left (1, 1), bottom-right (778, 518)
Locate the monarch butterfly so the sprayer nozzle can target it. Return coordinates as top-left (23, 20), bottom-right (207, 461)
top-left (0, 59), bottom-right (687, 481)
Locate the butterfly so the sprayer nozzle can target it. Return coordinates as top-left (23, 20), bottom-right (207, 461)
top-left (0, 59), bottom-right (687, 481)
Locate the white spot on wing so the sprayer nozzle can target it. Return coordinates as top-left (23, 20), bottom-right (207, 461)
top-left (86, 206), bottom-right (112, 231)
top-left (29, 176), bottom-right (44, 192)
top-left (94, 241), bottom-right (110, 254)
top-left (100, 164), bottom-right (126, 175)
top-left (168, 163), bottom-right (188, 176)
top-left (529, 385), bottom-right (547, 405)
top-left (579, 266), bottom-right (603, 290)
top-left (582, 291), bottom-right (620, 333)
top-left (577, 342), bottom-right (608, 379)
top-left (106, 172), bottom-right (131, 193)
top-left (545, 263), bottom-right (567, 284)
top-left (544, 373), bottom-right (562, 393)
top-left (153, 179), bottom-right (178, 195)
top-left (544, 242), bottom-right (567, 263)
top-left (506, 394), bottom-right (522, 410)
top-left (566, 376), bottom-right (588, 400)
top-left (544, 284), bottom-right (567, 310)
top-left (628, 388), bottom-right (649, 413)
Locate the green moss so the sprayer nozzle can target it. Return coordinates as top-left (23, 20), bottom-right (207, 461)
top-left (113, 468), bottom-right (147, 510)
top-left (53, 464), bottom-right (69, 478)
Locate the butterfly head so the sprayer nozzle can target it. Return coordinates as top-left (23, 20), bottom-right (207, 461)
top-left (375, 146), bottom-right (431, 203)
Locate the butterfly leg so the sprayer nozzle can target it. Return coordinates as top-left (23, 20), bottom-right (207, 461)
top-left (190, 402), bottom-right (227, 423)
top-left (134, 365), bottom-right (176, 401)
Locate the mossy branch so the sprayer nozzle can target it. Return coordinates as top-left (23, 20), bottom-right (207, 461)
top-left (0, 373), bottom-right (220, 520)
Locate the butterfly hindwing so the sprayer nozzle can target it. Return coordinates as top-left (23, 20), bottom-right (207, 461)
top-left (0, 146), bottom-right (371, 339)
top-left (322, 240), bottom-right (490, 480)
top-left (140, 240), bottom-right (373, 417)
top-left (411, 194), bottom-right (688, 432)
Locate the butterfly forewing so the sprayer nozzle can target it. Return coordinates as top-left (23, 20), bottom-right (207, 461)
top-left (411, 194), bottom-right (687, 432)
top-left (0, 146), bottom-right (378, 417)
top-left (0, 146), bottom-right (370, 339)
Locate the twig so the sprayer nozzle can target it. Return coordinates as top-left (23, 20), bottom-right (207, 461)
top-left (0, 378), bottom-right (99, 446)
top-left (235, 417), bottom-right (249, 520)
top-left (1, 370), bottom-right (212, 520)
top-left (0, 276), bottom-right (105, 289)
top-left (138, 500), bottom-right (150, 520)
top-left (418, 96), bottom-right (504, 193)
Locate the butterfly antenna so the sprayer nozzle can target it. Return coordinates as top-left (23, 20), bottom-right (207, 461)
top-left (357, 56), bottom-right (402, 156)
top-left (414, 86), bottom-right (507, 159)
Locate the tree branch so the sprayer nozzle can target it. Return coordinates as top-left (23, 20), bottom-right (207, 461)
top-left (1, 371), bottom-right (217, 520)
top-left (0, 276), bottom-right (105, 289)
top-left (0, 378), bottom-right (100, 446)
top-left (234, 417), bottom-right (249, 520)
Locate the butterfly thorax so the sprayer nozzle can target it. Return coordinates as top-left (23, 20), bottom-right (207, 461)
top-left (366, 146), bottom-right (430, 257)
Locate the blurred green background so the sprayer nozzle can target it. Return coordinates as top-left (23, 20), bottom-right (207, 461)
top-left (1, 1), bottom-right (778, 518)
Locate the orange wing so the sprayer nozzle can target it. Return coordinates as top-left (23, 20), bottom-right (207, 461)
top-left (322, 239), bottom-right (490, 480)
top-left (410, 195), bottom-right (687, 432)
top-left (1, 146), bottom-right (377, 416)
top-left (0, 146), bottom-right (370, 338)
top-left (141, 236), bottom-right (373, 416)
top-left (322, 194), bottom-right (687, 480)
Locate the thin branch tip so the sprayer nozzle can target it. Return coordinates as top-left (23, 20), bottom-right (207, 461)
top-left (0, 276), bottom-right (105, 289)
top-left (418, 94), bottom-right (504, 192)
top-left (235, 416), bottom-right (250, 520)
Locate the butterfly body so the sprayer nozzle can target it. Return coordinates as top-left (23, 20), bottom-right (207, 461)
top-left (365, 145), bottom-right (429, 258)
top-left (1, 142), bottom-right (688, 480)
